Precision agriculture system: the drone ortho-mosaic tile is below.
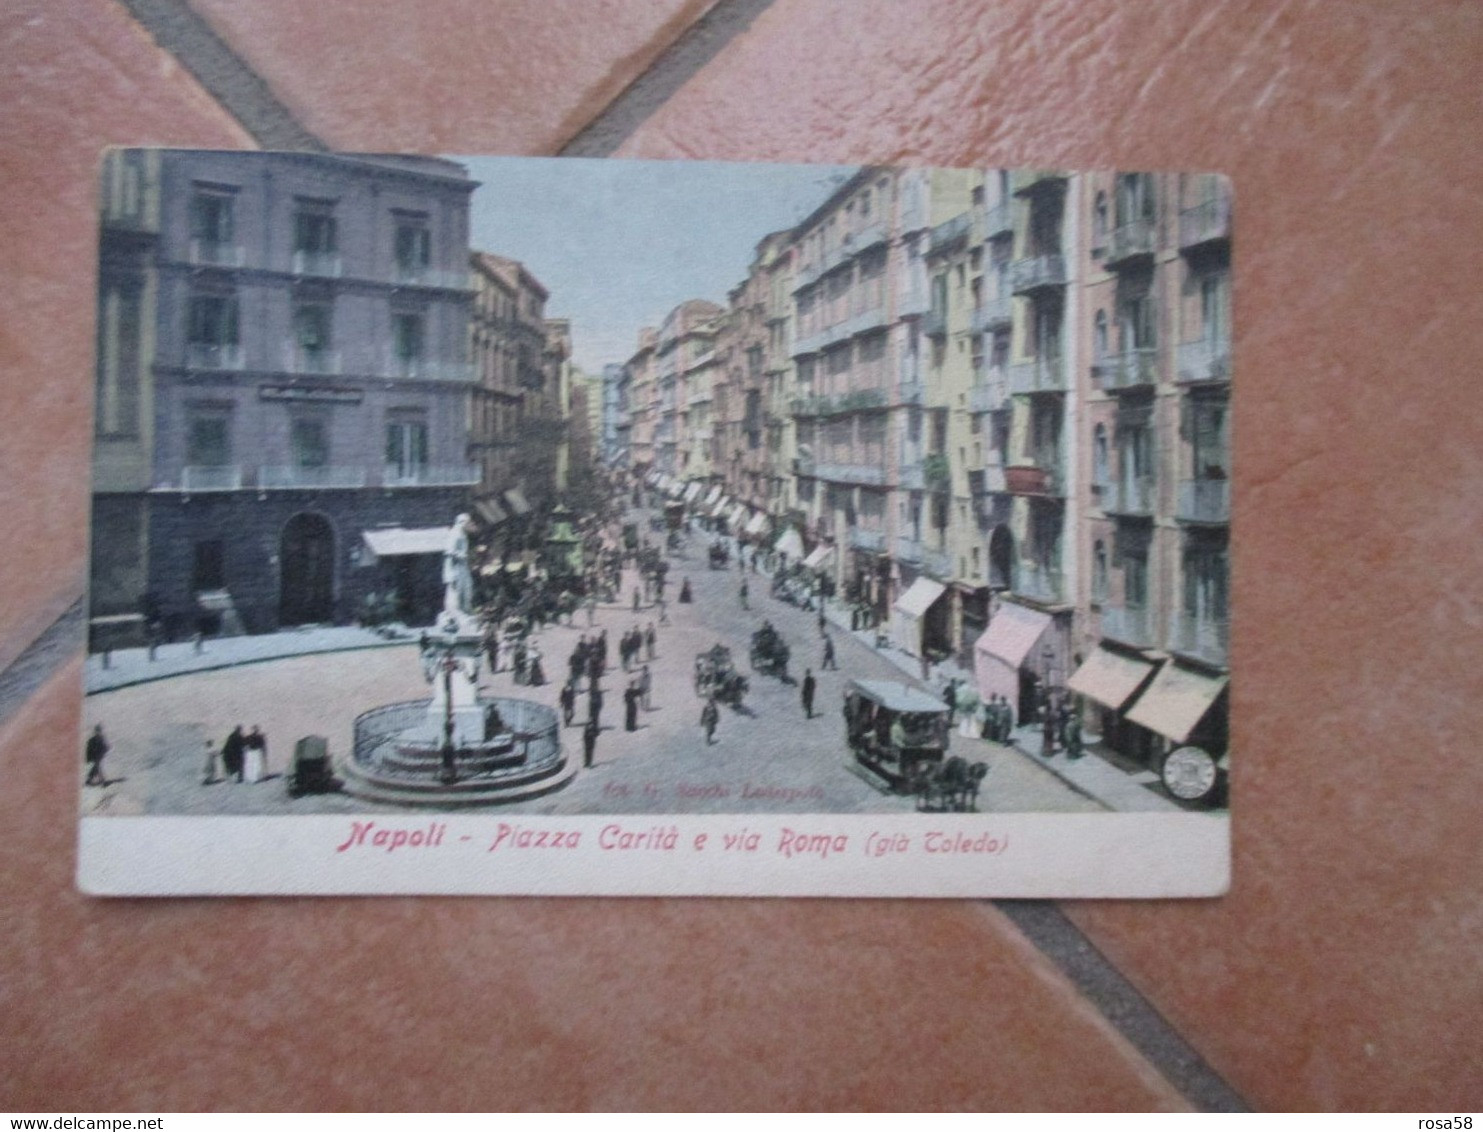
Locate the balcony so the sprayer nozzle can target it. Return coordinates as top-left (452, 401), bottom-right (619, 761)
top-left (1102, 603), bottom-right (1153, 647)
top-left (969, 373), bottom-right (1009, 413)
top-left (923, 546), bottom-right (954, 579)
top-left (898, 283), bottom-right (932, 317)
top-left (259, 465), bottom-right (367, 490)
top-left (849, 528), bottom-right (887, 553)
top-left (815, 462), bottom-right (886, 486)
top-left (1174, 613), bottom-right (1229, 667)
top-left (789, 388), bottom-right (888, 417)
top-left (1104, 477), bottom-right (1156, 517)
top-left (896, 379), bottom-right (926, 406)
top-left (184, 343), bottom-right (244, 371)
top-left (382, 464), bottom-right (481, 488)
top-left (922, 307), bottom-right (948, 338)
top-left (928, 213), bottom-right (972, 255)
top-left (1104, 218), bottom-right (1156, 267)
top-left (394, 266), bottom-right (474, 291)
top-left (1007, 353), bottom-right (1067, 394)
top-left (179, 465), bottom-right (244, 492)
top-left (188, 239), bottom-right (244, 268)
top-left (982, 201), bottom-right (1012, 238)
top-left (793, 454), bottom-right (816, 476)
top-left (1004, 463), bottom-right (1064, 498)
top-left (1176, 336), bottom-right (1231, 384)
top-left (1176, 478), bottom-right (1230, 524)
top-left (894, 536), bottom-right (923, 565)
top-left (1180, 191), bottom-right (1232, 250)
top-left (1010, 170), bottom-right (1068, 196)
top-left (970, 293), bottom-right (1012, 334)
top-left (285, 346), bottom-right (342, 376)
top-left (1097, 347), bottom-right (1158, 391)
top-left (291, 250), bottom-right (342, 278)
top-left (897, 461), bottom-right (924, 491)
top-left (1008, 254), bottom-right (1067, 293)
top-left (1013, 562), bottom-right (1064, 604)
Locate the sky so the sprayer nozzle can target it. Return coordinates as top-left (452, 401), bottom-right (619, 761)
top-left (456, 156), bottom-right (857, 375)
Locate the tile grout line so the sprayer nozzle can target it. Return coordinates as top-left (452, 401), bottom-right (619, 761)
top-left (70, 0), bottom-right (1249, 1110)
top-left (113, 0), bottom-right (327, 151)
top-left (994, 901), bottom-right (1251, 1112)
top-left (559, 0), bottom-right (780, 158)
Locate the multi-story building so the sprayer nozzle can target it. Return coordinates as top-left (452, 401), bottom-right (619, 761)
top-left (653, 299), bottom-right (722, 480)
top-left (544, 318), bottom-right (576, 497)
top-left (600, 362), bottom-right (629, 467)
top-left (1066, 171), bottom-right (1231, 772)
top-left (624, 328), bottom-right (658, 478)
top-left (90, 149), bottom-right (478, 639)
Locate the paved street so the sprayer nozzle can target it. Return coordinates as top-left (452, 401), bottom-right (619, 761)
top-left (83, 508), bottom-right (1101, 817)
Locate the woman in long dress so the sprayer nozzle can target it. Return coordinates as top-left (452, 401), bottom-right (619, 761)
top-left (242, 725), bottom-right (266, 784)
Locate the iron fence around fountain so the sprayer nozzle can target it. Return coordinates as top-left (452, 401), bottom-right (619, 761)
top-left (352, 697), bottom-right (561, 770)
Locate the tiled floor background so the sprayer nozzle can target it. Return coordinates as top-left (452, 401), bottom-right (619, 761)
top-left (2, 0), bottom-right (1480, 1112)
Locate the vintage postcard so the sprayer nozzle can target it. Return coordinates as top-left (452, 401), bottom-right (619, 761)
top-left (78, 152), bottom-right (1231, 896)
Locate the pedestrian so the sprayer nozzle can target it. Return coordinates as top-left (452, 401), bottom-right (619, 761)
top-left (484, 627), bottom-right (501, 673)
top-left (801, 668), bottom-right (817, 719)
top-left (243, 725), bottom-right (267, 783)
top-left (589, 683), bottom-right (604, 727)
top-left (700, 697), bottom-right (720, 745)
top-left (944, 678), bottom-right (960, 728)
top-left (1064, 707), bottom-right (1084, 760)
top-left (528, 647), bottom-right (545, 687)
top-left (679, 577), bottom-right (692, 603)
top-left (582, 716), bottom-right (599, 768)
top-left (821, 633), bottom-right (838, 671)
top-left (624, 681), bottom-right (640, 732)
top-left (633, 586), bottom-right (641, 612)
top-left (639, 664), bottom-right (653, 710)
top-left (201, 739), bottom-right (219, 785)
top-left (559, 680), bottom-right (576, 726)
top-left (1041, 702), bottom-right (1057, 758)
top-left (645, 622), bottom-right (657, 660)
top-left (739, 578), bottom-right (749, 610)
top-left (919, 652), bottom-right (931, 683)
top-left (222, 725), bottom-right (247, 783)
top-left (658, 597), bottom-right (669, 625)
top-left (84, 723), bottom-right (109, 786)
top-left (586, 596), bottom-right (596, 626)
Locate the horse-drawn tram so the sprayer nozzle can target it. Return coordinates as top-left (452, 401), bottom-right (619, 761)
top-left (842, 680), bottom-right (951, 794)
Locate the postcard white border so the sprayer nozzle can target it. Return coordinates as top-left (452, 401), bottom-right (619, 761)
top-left (79, 812), bottom-right (1229, 898)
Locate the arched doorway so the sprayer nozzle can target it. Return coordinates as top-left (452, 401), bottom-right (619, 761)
top-left (279, 512), bottom-right (335, 626)
top-left (988, 525), bottom-right (1015, 591)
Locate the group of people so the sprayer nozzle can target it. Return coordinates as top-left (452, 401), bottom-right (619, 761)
top-left (204, 724), bottom-right (269, 785)
top-left (618, 623), bottom-right (657, 671)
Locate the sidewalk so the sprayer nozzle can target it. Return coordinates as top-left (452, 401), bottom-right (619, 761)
top-left (85, 624), bottom-right (412, 694)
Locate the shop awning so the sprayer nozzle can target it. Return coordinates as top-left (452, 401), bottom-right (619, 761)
top-left (975, 602), bottom-right (1052, 668)
top-left (774, 528), bottom-right (805, 560)
top-left (1067, 646), bottom-right (1156, 711)
top-left (363, 527), bottom-right (449, 558)
top-left (476, 499), bottom-right (508, 527)
top-left (1125, 662), bottom-right (1229, 744)
top-left (711, 497), bottom-right (732, 518)
top-left (684, 481), bottom-right (703, 502)
top-left (803, 544), bottom-right (836, 571)
top-left (726, 502), bottom-right (747, 526)
top-left (667, 480), bottom-right (686, 497)
top-left (502, 487), bottom-right (531, 516)
top-left (895, 576), bottom-right (946, 619)
top-left (704, 486), bottom-right (722, 506)
top-left (745, 511), bottom-right (769, 537)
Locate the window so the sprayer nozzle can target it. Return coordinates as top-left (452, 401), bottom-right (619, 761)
top-left (393, 312), bottom-right (425, 375)
top-left (385, 418), bottom-right (429, 479)
top-left (96, 281), bottom-right (142, 436)
top-left (1184, 544), bottom-right (1229, 621)
top-left (1094, 309), bottom-right (1109, 361)
top-left (1123, 549), bottom-right (1148, 608)
top-left (291, 419), bottom-right (328, 469)
top-left (1120, 293), bottom-right (1156, 350)
top-left (187, 293), bottom-right (239, 347)
top-left (1201, 273), bottom-right (1231, 343)
top-left (395, 220), bottom-right (431, 279)
top-left (1191, 399), bottom-right (1229, 479)
top-left (189, 189), bottom-right (235, 257)
top-left (192, 540), bottom-right (225, 592)
top-left (293, 303), bottom-right (332, 371)
top-left (1093, 423), bottom-right (1110, 488)
top-left (1093, 541), bottom-right (1109, 602)
top-left (1094, 191), bottom-right (1108, 245)
top-left (187, 414), bottom-right (230, 467)
top-left (294, 210), bottom-right (336, 254)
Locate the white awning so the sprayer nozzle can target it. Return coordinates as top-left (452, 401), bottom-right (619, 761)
top-left (1126, 662), bottom-right (1229, 744)
top-left (745, 512), bottom-right (768, 536)
top-left (503, 487), bottom-right (531, 515)
top-left (1067, 646), bottom-right (1156, 711)
top-left (476, 499), bottom-right (508, 526)
top-left (704, 486), bottom-right (722, 506)
top-left (363, 527), bottom-right (449, 558)
top-left (803, 544), bottom-right (836, 571)
top-left (711, 497), bottom-right (732, 518)
top-left (892, 577), bottom-right (947, 656)
top-left (774, 528), bottom-right (805, 560)
top-left (684, 481), bottom-right (703, 502)
top-left (726, 502), bottom-right (747, 525)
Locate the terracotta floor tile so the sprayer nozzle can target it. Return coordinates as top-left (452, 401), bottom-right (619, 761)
top-left (187, 0), bottom-right (719, 154)
top-left (6, 660), bottom-right (1184, 1111)
top-left (0, 0), bottom-right (251, 671)
top-left (616, 0), bottom-right (1483, 1111)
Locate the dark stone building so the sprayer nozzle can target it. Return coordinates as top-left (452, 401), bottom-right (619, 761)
top-left (90, 150), bottom-right (479, 640)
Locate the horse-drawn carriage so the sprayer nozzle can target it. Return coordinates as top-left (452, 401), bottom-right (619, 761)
top-left (910, 755), bottom-right (989, 812)
top-left (707, 540), bottom-right (730, 569)
top-left (843, 680), bottom-right (964, 797)
top-left (694, 643), bottom-right (748, 705)
top-left (749, 622), bottom-right (790, 679)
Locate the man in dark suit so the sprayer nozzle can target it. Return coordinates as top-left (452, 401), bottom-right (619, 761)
top-left (582, 717), bottom-right (599, 768)
top-left (222, 725), bottom-right (246, 783)
top-left (801, 669), bottom-right (817, 719)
